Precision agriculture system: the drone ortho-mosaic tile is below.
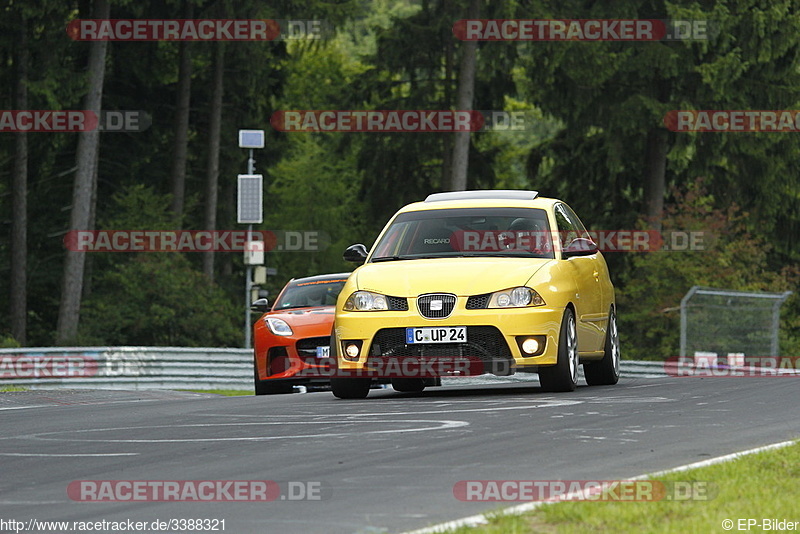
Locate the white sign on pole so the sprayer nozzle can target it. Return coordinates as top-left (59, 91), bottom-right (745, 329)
top-left (238, 129), bottom-right (265, 149)
top-left (244, 240), bottom-right (265, 265)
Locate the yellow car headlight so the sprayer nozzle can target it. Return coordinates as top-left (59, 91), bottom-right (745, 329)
top-left (488, 287), bottom-right (545, 308)
top-left (343, 291), bottom-right (389, 311)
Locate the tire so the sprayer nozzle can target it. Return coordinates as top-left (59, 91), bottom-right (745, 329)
top-left (584, 308), bottom-right (620, 386)
top-left (539, 307), bottom-right (579, 392)
top-left (253, 366), bottom-right (295, 395)
top-left (391, 378), bottom-right (426, 392)
top-left (331, 377), bottom-right (371, 399)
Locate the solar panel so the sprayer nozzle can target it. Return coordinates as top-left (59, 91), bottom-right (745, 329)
top-left (237, 174), bottom-right (263, 224)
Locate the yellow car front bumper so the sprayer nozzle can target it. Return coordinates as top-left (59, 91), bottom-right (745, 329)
top-left (334, 299), bottom-right (565, 373)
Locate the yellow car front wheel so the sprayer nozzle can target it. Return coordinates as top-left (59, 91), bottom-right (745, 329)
top-left (331, 376), bottom-right (371, 399)
top-left (539, 307), bottom-right (579, 392)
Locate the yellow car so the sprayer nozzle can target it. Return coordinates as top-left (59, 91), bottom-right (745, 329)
top-left (331, 190), bottom-right (619, 399)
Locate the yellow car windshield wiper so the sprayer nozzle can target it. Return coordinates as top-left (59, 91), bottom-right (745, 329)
top-left (465, 251), bottom-right (544, 257)
top-left (371, 254), bottom-right (462, 262)
top-left (370, 255), bottom-right (416, 262)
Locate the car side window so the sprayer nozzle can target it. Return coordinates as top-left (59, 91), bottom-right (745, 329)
top-left (561, 204), bottom-right (589, 237)
top-left (554, 204), bottom-right (579, 249)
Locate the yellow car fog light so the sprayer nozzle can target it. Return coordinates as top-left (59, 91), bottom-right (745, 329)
top-left (521, 338), bottom-right (540, 354)
top-left (344, 342), bottom-right (361, 360)
top-left (516, 335), bottom-right (546, 356)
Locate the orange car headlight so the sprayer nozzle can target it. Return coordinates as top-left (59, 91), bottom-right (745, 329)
top-left (265, 317), bottom-right (293, 336)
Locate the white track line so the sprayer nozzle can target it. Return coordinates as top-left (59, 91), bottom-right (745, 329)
top-left (403, 438), bottom-right (799, 534)
top-left (0, 398), bottom-right (171, 411)
top-left (0, 453), bottom-right (139, 457)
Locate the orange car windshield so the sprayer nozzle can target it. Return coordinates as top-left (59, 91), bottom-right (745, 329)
top-left (273, 279), bottom-right (348, 310)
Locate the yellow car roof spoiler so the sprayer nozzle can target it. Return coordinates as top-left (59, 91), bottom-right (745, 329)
top-left (424, 190), bottom-right (539, 202)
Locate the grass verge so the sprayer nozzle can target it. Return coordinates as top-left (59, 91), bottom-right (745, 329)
top-left (0, 386), bottom-right (28, 392)
top-left (445, 441), bottom-right (800, 534)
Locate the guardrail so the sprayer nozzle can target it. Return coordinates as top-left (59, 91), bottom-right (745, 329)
top-left (0, 347), bottom-right (253, 390)
top-left (0, 347), bottom-right (677, 391)
top-left (617, 360), bottom-right (676, 378)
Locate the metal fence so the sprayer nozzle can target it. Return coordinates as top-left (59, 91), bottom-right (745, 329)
top-left (680, 286), bottom-right (793, 364)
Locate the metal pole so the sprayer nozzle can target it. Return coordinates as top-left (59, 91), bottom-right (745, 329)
top-left (679, 286), bottom-right (699, 360)
top-left (245, 224), bottom-right (253, 349)
top-left (244, 149), bottom-right (256, 349)
top-left (771, 291), bottom-right (793, 358)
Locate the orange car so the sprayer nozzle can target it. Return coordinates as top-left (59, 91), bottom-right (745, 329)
top-left (252, 273), bottom-right (350, 394)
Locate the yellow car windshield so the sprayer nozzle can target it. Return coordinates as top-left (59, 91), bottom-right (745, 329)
top-left (371, 207), bottom-right (555, 261)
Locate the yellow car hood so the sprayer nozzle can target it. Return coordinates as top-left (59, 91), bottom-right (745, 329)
top-left (354, 257), bottom-right (554, 296)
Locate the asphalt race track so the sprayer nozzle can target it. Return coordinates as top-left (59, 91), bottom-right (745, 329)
top-left (1, 377), bottom-right (798, 533)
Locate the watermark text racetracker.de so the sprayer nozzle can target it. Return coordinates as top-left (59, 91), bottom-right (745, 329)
top-left (66, 19), bottom-right (333, 41)
top-left (68, 480), bottom-right (331, 502)
top-left (0, 110), bottom-right (150, 133)
top-left (447, 229), bottom-right (707, 253)
top-left (453, 480), bottom-right (717, 502)
top-left (63, 230), bottom-right (327, 253)
top-left (272, 110), bottom-right (559, 132)
top-left (379, 229), bottom-right (708, 254)
top-left (452, 19), bottom-right (712, 41)
top-left (665, 110), bottom-right (800, 132)
top-left (272, 110), bottom-right (484, 132)
top-left (307, 356), bottom-right (481, 378)
top-left (665, 356), bottom-right (800, 377)
top-left (0, 353), bottom-right (97, 379)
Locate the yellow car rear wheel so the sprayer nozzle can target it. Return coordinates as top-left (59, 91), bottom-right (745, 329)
top-left (584, 308), bottom-right (621, 386)
top-left (391, 378), bottom-right (426, 392)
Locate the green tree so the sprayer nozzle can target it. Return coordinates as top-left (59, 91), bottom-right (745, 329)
top-left (352, 0), bottom-right (519, 231)
top-left (1, 0), bottom-right (91, 345)
top-left (260, 35), bottom-right (369, 292)
top-left (619, 179), bottom-right (797, 360)
top-left (56, 0), bottom-right (111, 344)
top-left (521, 0), bottom-right (800, 259)
top-left (79, 185), bottom-right (239, 346)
